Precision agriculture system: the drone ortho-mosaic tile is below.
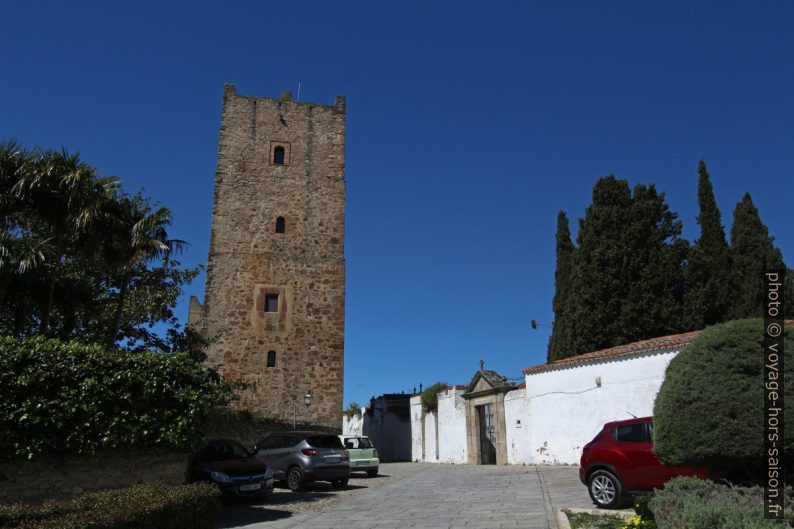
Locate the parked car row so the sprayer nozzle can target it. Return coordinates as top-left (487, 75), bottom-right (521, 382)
top-left (579, 416), bottom-right (708, 508)
top-left (186, 433), bottom-right (380, 498)
top-left (187, 419), bottom-right (690, 507)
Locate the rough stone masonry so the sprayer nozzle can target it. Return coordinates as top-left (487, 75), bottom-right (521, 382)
top-left (191, 85), bottom-right (346, 428)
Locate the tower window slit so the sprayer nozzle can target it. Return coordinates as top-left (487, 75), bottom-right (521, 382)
top-left (273, 146), bottom-right (285, 165)
top-left (265, 294), bottom-right (279, 312)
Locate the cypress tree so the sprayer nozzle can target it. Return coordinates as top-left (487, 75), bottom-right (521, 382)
top-left (568, 176), bottom-right (633, 355)
top-left (682, 161), bottom-right (733, 329)
top-left (547, 211), bottom-right (575, 362)
top-left (565, 177), bottom-right (688, 358)
top-left (620, 183), bottom-right (688, 339)
top-left (729, 193), bottom-right (786, 319)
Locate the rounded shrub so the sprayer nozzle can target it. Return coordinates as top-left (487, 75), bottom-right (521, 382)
top-left (653, 318), bottom-right (793, 483)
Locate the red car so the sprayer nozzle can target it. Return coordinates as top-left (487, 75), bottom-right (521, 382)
top-left (579, 416), bottom-right (707, 508)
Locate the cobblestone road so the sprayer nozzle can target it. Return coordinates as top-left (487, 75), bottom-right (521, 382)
top-left (218, 463), bottom-right (593, 529)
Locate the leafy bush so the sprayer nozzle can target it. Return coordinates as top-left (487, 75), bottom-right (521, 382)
top-left (653, 318), bottom-right (793, 482)
top-left (0, 336), bottom-right (236, 459)
top-left (649, 476), bottom-right (794, 529)
top-left (419, 382), bottom-right (448, 411)
top-left (0, 481), bottom-right (220, 529)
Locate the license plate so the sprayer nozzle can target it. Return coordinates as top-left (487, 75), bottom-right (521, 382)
top-left (356, 460), bottom-right (369, 466)
top-left (325, 456), bottom-right (341, 462)
top-left (239, 483), bottom-right (261, 492)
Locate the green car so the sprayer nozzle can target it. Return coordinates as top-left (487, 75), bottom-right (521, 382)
top-left (339, 435), bottom-right (379, 477)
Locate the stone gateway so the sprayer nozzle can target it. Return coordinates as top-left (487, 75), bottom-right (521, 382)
top-left (191, 85), bottom-right (346, 428)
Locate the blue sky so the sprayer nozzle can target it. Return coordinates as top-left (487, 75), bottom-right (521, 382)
top-left (2, 1), bottom-right (792, 407)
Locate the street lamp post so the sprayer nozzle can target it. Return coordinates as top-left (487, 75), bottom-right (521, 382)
top-left (293, 388), bottom-right (313, 429)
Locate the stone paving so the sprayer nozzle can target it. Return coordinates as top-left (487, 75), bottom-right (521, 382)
top-left (218, 463), bottom-right (594, 529)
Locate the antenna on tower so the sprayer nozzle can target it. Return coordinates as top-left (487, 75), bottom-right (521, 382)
top-left (297, 82), bottom-right (301, 102)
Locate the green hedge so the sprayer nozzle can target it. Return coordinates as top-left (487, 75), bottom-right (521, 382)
top-left (0, 336), bottom-right (235, 459)
top-left (653, 318), bottom-right (793, 482)
top-left (649, 477), bottom-right (794, 529)
top-left (0, 482), bottom-right (221, 529)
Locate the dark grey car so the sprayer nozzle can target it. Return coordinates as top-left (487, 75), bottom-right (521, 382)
top-left (254, 432), bottom-right (350, 491)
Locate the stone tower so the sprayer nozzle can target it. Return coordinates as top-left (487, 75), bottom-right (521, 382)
top-left (193, 84), bottom-right (345, 428)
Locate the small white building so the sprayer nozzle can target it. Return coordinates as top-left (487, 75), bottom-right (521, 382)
top-left (409, 330), bottom-right (701, 466)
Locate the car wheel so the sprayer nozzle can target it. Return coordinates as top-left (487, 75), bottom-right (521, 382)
top-left (331, 478), bottom-right (349, 488)
top-left (287, 466), bottom-right (305, 492)
top-left (588, 469), bottom-right (622, 509)
top-left (366, 469), bottom-right (378, 478)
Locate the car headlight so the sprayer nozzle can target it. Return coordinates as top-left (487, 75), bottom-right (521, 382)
top-left (265, 468), bottom-right (273, 479)
top-left (210, 471), bottom-right (232, 483)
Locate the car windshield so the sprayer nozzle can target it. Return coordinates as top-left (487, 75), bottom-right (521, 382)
top-left (307, 435), bottom-right (343, 448)
top-left (198, 440), bottom-right (250, 461)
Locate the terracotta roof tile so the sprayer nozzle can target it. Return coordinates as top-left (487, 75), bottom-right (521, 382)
top-left (522, 330), bottom-right (702, 375)
top-left (523, 320), bottom-right (793, 375)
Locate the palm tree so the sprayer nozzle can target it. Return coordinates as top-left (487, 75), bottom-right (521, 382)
top-left (105, 194), bottom-right (185, 348)
top-left (0, 140), bottom-right (42, 314)
top-left (12, 148), bottom-right (119, 334)
top-left (0, 232), bottom-right (51, 304)
top-left (0, 139), bottom-right (30, 218)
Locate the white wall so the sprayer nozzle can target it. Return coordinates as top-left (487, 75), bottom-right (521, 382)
top-left (410, 390), bottom-right (467, 463)
top-left (406, 349), bottom-right (678, 466)
top-left (523, 350), bottom-right (677, 464)
top-left (437, 389), bottom-right (467, 463)
top-left (423, 410), bottom-right (438, 462)
top-left (410, 396), bottom-right (424, 462)
top-left (504, 388), bottom-right (532, 464)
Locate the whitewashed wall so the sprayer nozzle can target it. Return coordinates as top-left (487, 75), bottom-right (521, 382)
top-left (410, 390), bottom-right (467, 463)
top-left (437, 389), bottom-right (467, 463)
top-left (423, 410), bottom-right (438, 462)
top-left (523, 350), bottom-right (678, 464)
top-left (410, 396), bottom-right (425, 462)
top-left (406, 348), bottom-right (680, 466)
top-left (504, 388), bottom-right (532, 464)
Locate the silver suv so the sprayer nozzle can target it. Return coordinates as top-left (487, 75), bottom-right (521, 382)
top-left (253, 431), bottom-right (350, 491)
